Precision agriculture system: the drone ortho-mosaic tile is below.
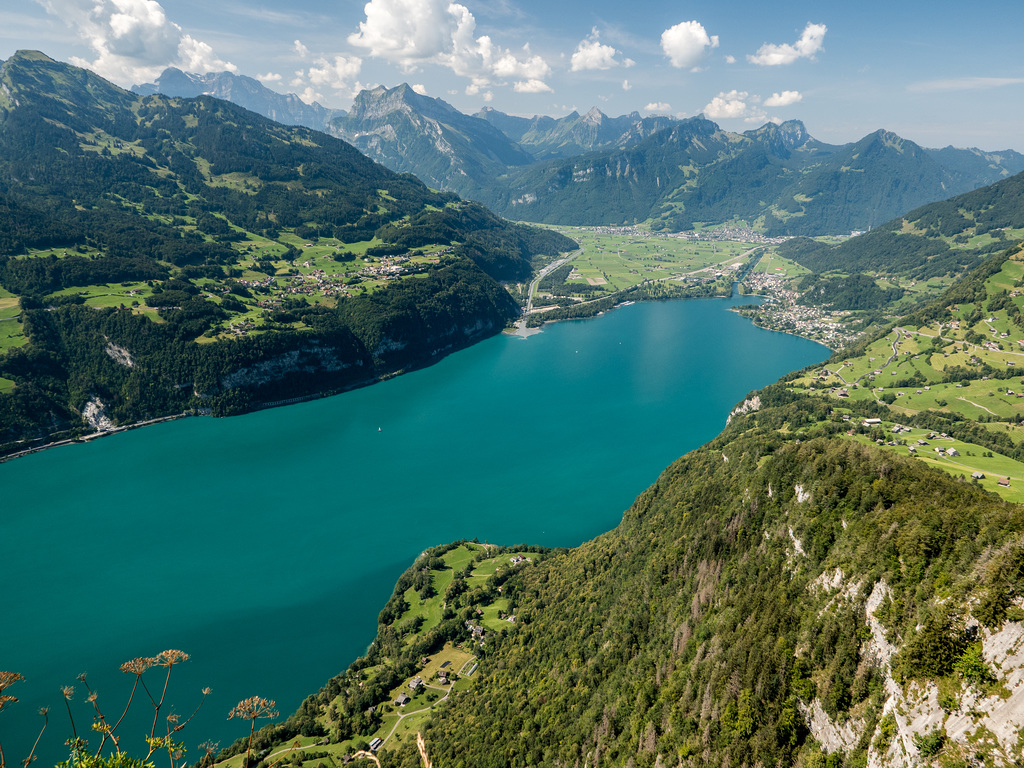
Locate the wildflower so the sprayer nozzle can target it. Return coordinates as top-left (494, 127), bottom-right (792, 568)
top-left (62, 686), bottom-right (74, 700)
top-left (0, 671), bottom-right (24, 692)
top-left (155, 650), bottom-right (189, 667)
top-left (120, 657), bottom-right (155, 676)
top-left (228, 697), bottom-right (278, 721)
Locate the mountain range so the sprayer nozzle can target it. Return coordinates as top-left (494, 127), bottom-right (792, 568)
top-left (0, 51), bottom-right (573, 454)
top-left (136, 69), bottom-right (1024, 236)
top-left (8, 50), bottom-right (1024, 768)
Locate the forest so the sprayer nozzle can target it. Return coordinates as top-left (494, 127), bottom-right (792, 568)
top-left (0, 52), bottom-right (575, 455)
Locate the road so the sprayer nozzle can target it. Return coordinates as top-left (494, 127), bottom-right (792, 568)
top-left (510, 248), bottom-right (582, 336)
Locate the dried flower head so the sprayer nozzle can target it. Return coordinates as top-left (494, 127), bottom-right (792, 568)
top-left (0, 671), bottom-right (25, 692)
top-left (227, 697), bottom-right (278, 721)
top-left (120, 657), bottom-right (155, 676)
top-left (155, 650), bottom-right (189, 667)
top-left (61, 686), bottom-right (75, 700)
top-left (0, 694), bottom-right (18, 711)
top-left (76, 673), bottom-right (87, 683)
top-left (86, 691), bottom-right (98, 704)
top-left (202, 687), bottom-right (212, 696)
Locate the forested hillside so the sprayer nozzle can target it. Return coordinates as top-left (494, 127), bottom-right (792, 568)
top-left (213, 240), bottom-right (1024, 768)
top-left (0, 51), bottom-right (575, 456)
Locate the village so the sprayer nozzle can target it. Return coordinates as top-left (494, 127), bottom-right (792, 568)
top-left (737, 268), bottom-right (861, 349)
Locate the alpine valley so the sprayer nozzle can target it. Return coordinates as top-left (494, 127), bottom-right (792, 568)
top-left (6, 48), bottom-right (1024, 768)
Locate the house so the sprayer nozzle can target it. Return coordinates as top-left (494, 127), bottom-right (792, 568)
top-left (972, 472), bottom-right (985, 479)
top-left (395, 693), bottom-right (411, 706)
top-left (370, 737), bottom-right (384, 752)
top-left (409, 677), bottom-right (423, 690)
top-left (999, 478), bottom-right (1011, 487)
top-left (947, 448), bottom-right (960, 457)
top-left (863, 418), bottom-right (882, 426)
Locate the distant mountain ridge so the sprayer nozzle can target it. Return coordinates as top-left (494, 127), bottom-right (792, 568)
top-left (326, 83), bottom-right (534, 196)
top-left (132, 70), bottom-right (1024, 236)
top-left (132, 67), bottom-right (345, 132)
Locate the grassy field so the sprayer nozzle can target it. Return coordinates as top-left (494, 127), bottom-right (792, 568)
top-left (546, 226), bottom-right (761, 293)
top-left (224, 543), bottom-right (546, 765)
top-left (842, 426), bottom-right (1024, 504)
top-left (790, 246), bottom-right (1024, 502)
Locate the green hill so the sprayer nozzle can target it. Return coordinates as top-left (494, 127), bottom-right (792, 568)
top-left (207, 229), bottom-right (1024, 766)
top-left (0, 51), bottom-right (575, 456)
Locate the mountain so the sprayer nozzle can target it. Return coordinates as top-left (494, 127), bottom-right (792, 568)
top-left (129, 72), bottom-right (1024, 237)
top-left (0, 51), bottom-right (575, 456)
top-left (326, 83), bottom-right (534, 196)
top-left (477, 105), bottom-right (680, 159)
top-left (225, 236), bottom-right (1024, 768)
top-left (779, 168), bottom-right (1024, 279)
top-left (132, 67), bottom-right (345, 132)
top-left (480, 119), bottom-right (1023, 236)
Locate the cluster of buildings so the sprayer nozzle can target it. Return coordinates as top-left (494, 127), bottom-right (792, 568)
top-left (739, 271), bottom-right (859, 348)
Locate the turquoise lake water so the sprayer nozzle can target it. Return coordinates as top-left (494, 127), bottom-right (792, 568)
top-left (0, 296), bottom-right (827, 761)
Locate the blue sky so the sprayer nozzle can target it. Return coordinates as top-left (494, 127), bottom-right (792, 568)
top-left (2, 0), bottom-right (1023, 150)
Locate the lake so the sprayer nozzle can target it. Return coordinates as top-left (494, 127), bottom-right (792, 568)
top-left (0, 295), bottom-right (827, 762)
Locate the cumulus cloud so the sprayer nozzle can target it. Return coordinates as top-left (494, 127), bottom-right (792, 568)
top-left (412, 83), bottom-right (428, 95)
top-left (514, 78), bottom-right (553, 93)
top-left (294, 39), bottom-right (310, 59)
top-left (764, 90), bottom-right (802, 107)
top-left (703, 90), bottom-right (769, 123)
top-left (644, 101), bottom-right (672, 114)
top-left (622, 79), bottom-right (631, 91)
top-left (660, 20), bottom-right (719, 70)
top-left (349, 0), bottom-right (551, 92)
top-left (298, 86), bottom-right (323, 105)
top-left (570, 28), bottom-right (633, 71)
top-left (36, 0), bottom-right (235, 85)
top-left (257, 72), bottom-right (282, 83)
top-left (306, 54), bottom-right (363, 92)
top-left (748, 22), bottom-right (826, 66)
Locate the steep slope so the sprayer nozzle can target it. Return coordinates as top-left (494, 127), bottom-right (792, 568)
top-left (327, 84), bottom-right (534, 197)
top-left (395, 248), bottom-right (1024, 768)
top-left (761, 130), bottom-right (972, 235)
top-left (0, 52), bottom-right (575, 456)
top-left (132, 67), bottom-right (344, 132)
top-left (779, 169), bottom-right (1024, 279)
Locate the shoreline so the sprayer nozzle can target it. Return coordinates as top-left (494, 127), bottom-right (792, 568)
top-left (2, 289), bottom-right (841, 464)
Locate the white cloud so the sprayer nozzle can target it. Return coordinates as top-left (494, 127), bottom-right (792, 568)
top-left (725, 55), bottom-right (736, 64)
top-left (293, 39), bottom-right (310, 59)
top-left (514, 79), bottom-right (553, 93)
top-left (703, 90), bottom-right (768, 123)
top-left (748, 22), bottom-right (826, 66)
top-left (622, 79), bottom-right (631, 91)
top-left (298, 86), bottom-right (323, 105)
top-left (256, 72), bottom-right (282, 83)
top-left (306, 54), bottom-right (363, 94)
top-left (660, 20), bottom-right (719, 70)
top-left (36, 0), bottom-right (235, 85)
top-left (644, 101), bottom-right (672, 114)
top-left (349, 0), bottom-right (551, 92)
top-left (411, 83), bottom-right (428, 95)
top-left (764, 90), bottom-right (802, 107)
top-left (570, 28), bottom-right (632, 72)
